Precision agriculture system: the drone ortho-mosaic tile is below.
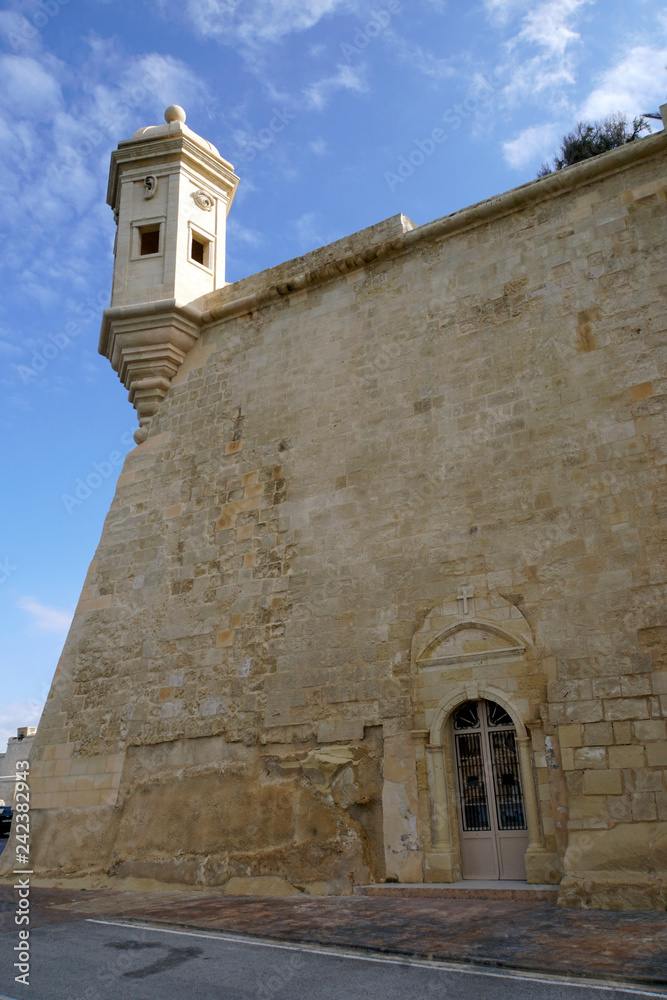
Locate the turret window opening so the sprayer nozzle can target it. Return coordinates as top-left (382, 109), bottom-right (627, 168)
top-left (189, 227), bottom-right (212, 271)
top-left (191, 235), bottom-right (206, 265)
top-left (139, 225), bottom-right (160, 256)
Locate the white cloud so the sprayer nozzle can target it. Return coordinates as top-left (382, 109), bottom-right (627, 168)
top-left (17, 597), bottom-right (73, 634)
top-left (0, 9), bottom-right (43, 53)
top-left (502, 121), bottom-right (560, 168)
top-left (179, 0), bottom-right (355, 44)
top-left (292, 211), bottom-right (325, 250)
top-left (309, 136), bottom-right (328, 154)
top-left (502, 55), bottom-right (577, 103)
top-left (0, 37), bottom-right (212, 379)
top-left (0, 338), bottom-right (21, 357)
top-left (392, 37), bottom-right (456, 81)
top-left (0, 701), bottom-right (44, 760)
top-left (490, 0), bottom-right (667, 172)
top-left (516, 0), bottom-right (587, 57)
top-left (0, 54), bottom-right (62, 118)
top-left (501, 29), bottom-right (667, 170)
top-left (227, 217), bottom-right (264, 246)
top-left (489, 0), bottom-right (588, 106)
top-left (483, 0), bottom-right (529, 22)
top-left (303, 63), bottom-right (366, 109)
top-left (579, 44), bottom-right (667, 121)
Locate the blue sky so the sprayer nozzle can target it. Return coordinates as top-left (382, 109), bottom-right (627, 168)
top-left (0, 0), bottom-right (665, 749)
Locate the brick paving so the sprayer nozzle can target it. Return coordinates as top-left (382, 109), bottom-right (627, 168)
top-left (0, 885), bottom-right (666, 987)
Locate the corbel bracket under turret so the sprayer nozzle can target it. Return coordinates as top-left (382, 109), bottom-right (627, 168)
top-left (99, 298), bottom-right (203, 443)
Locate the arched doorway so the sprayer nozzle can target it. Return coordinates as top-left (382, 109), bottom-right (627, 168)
top-left (452, 698), bottom-right (529, 880)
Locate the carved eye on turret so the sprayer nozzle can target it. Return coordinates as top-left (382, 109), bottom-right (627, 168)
top-left (193, 189), bottom-right (214, 211)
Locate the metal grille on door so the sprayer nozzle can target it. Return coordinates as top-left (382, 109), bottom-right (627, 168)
top-left (453, 699), bottom-right (529, 880)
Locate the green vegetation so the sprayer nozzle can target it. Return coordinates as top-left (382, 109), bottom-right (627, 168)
top-left (538, 114), bottom-right (652, 176)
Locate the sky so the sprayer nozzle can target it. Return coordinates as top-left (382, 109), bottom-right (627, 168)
top-left (0, 0), bottom-right (665, 751)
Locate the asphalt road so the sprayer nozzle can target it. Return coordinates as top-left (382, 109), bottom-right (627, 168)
top-left (1, 918), bottom-right (665, 1000)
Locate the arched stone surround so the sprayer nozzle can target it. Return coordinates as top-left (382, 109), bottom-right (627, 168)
top-left (409, 593), bottom-right (562, 885)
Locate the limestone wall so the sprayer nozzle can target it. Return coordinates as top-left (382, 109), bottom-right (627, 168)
top-left (0, 731), bottom-right (35, 805)
top-left (5, 132), bottom-right (666, 906)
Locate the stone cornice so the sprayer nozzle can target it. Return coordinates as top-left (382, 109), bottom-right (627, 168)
top-left (107, 134), bottom-right (239, 212)
top-left (201, 130), bottom-right (667, 328)
top-left (200, 235), bottom-right (409, 326)
top-left (99, 299), bottom-right (204, 358)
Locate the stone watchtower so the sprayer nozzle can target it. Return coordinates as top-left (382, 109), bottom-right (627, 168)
top-left (99, 105), bottom-right (239, 443)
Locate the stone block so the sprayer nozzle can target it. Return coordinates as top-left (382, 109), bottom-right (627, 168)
top-left (621, 675), bottom-right (652, 697)
top-left (592, 678), bottom-right (622, 698)
top-left (607, 795), bottom-right (633, 823)
top-left (558, 724), bottom-right (583, 748)
top-left (583, 769), bottom-right (623, 795)
top-left (54, 758), bottom-right (72, 778)
top-left (163, 503), bottom-right (184, 519)
top-left (632, 720), bottom-right (666, 742)
top-left (583, 723), bottom-right (614, 745)
top-left (565, 701), bottom-right (604, 723)
top-left (635, 770), bottom-right (665, 792)
top-left (574, 747), bottom-right (607, 769)
top-left (603, 699), bottom-right (650, 722)
top-left (568, 795), bottom-right (607, 820)
top-left (613, 722), bottom-right (633, 745)
top-left (646, 743), bottom-right (667, 767)
top-left (631, 794), bottom-right (657, 822)
top-left (317, 721), bottom-right (364, 743)
top-left (608, 744), bottom-right (646, 769)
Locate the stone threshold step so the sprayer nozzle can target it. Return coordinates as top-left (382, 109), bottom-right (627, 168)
top-left (354, 881), bottom-right (559, 901)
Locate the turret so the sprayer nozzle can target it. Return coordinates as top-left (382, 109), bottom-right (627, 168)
top-left (99, 106), bottom-right (239, 442)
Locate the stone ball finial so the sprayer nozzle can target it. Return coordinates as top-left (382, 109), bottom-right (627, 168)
top-left (165, 105), bottom-right (186, 124)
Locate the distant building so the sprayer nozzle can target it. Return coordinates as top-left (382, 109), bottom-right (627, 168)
top-left (2, 106), bottom-right (666, 908)
top-left (0, 728), bottom-right (37, 805)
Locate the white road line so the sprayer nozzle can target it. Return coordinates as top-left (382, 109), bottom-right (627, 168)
top-left (86, 918), bottom-right (667, 997)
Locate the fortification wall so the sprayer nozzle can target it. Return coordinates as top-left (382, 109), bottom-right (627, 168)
top-left (5, 133), bottom-right (665, 906)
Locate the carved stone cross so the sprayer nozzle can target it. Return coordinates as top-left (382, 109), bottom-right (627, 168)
top-left (457, 584), bottom-right (474, 616)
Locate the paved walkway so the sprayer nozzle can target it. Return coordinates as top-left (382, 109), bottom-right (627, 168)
top-left (1, 885), bottom-right (665, 988)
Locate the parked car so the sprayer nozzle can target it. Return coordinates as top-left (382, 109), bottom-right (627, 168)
top-left (0, 805), bottom-right (12, 836)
